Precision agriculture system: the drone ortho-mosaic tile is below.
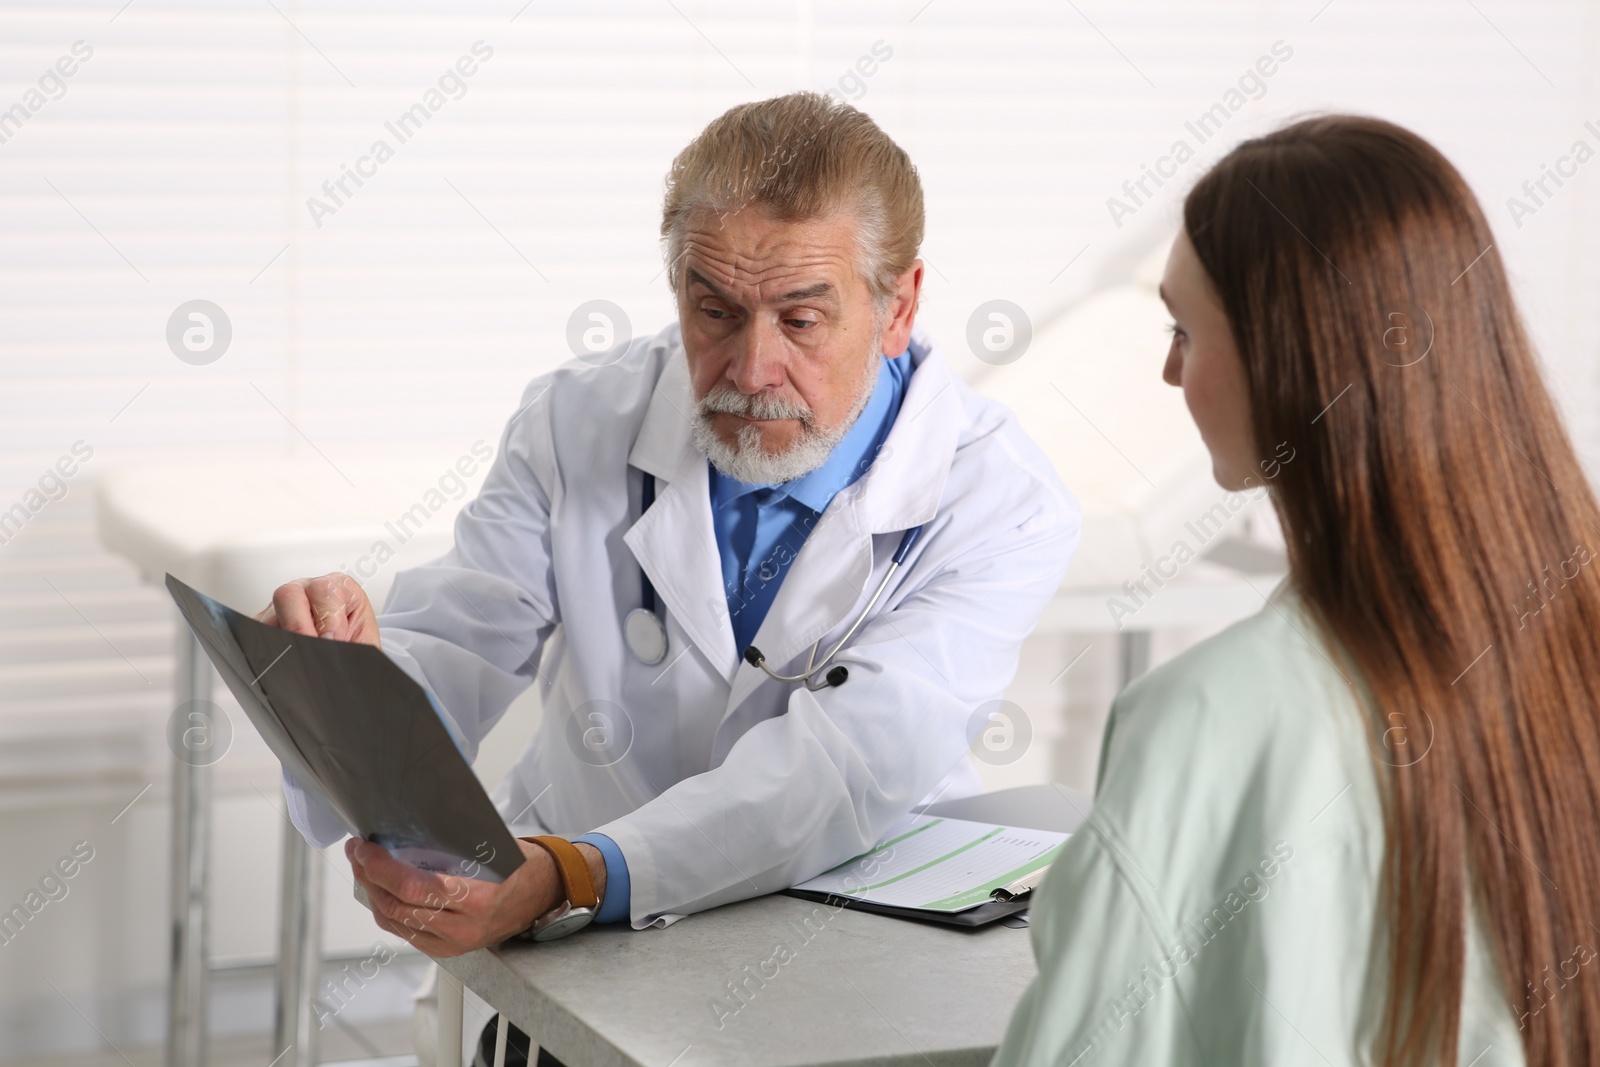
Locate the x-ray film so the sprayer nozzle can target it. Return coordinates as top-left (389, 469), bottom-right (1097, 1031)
top-left (165, 573), bottom-right (524, 883)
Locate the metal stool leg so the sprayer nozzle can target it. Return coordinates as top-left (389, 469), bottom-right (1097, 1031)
top-left (275, 823), bottom-right (324, 1067)
top-left (168, 626), bottom-right (212, 1067)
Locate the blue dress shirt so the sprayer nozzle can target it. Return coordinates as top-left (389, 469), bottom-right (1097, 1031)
top-left (574, 349), bottom-right (912, 925)
top-left (712, 350), bottom-right (912, 653)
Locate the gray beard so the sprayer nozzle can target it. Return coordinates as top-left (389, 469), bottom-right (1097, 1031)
top-left (690, 347), bottom-right (883, 486)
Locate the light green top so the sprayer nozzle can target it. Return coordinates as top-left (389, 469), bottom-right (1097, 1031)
top-left (991, 581), bottom-right (1526, 1067)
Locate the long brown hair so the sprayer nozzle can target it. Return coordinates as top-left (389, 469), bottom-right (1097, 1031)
top-left (1185, 114), bottom-right (1600, 1065)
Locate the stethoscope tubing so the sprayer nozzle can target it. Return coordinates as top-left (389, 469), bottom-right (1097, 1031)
top-left (631, 471), bottom-right (925, 690)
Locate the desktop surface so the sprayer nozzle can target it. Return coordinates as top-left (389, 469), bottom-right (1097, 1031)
top-left (441, 889), bottom-right (1037, 1067)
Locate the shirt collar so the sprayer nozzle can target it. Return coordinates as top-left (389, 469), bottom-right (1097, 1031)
top-left (710, 350), bottom-right (908, 514)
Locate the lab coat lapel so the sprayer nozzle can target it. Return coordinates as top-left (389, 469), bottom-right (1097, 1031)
top-left (623, 353), bottom-right (741, 684)
top-left (722, 333), bottom-right (963, 716)
top-left (723, 487), bottom-right (874, 714)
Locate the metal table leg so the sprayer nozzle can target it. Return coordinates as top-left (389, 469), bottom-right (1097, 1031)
top-left (275, 823), bottom-right (324, 1067)
top-left (168, 626), bottom-right (212, 1067)
top-left (437, 966), bottom-right (464, 1067)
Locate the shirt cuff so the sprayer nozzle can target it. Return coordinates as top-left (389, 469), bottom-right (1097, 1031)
top-left (572, 832), bottom-right (630, 924)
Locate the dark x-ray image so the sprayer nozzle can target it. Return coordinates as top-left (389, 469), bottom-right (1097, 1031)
top-left (166, 573), bottom-right (523, 883)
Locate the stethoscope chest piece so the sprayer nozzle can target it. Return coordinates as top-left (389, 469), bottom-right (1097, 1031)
top-left (624, 607), bottom-right (668, 665)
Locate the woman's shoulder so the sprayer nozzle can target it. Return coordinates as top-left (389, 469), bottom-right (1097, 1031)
top-left (1101, 581), bottom-right (1364, 777)
top-left (1088, 580), bottom-right (1386, 908)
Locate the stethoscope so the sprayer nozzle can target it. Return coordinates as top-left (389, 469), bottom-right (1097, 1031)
top-left (623, 472), bottom-right (926, 692)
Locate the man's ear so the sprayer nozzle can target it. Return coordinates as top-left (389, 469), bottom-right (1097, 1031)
top-left (879, 260), bottom-right (923, 356)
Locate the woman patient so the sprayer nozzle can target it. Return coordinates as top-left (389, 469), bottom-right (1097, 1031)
top-left (993, 115), bottom-right (1600, 1066)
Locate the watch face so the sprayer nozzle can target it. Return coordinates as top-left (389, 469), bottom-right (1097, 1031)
top-left (531, 903), bottom-right (595, 942)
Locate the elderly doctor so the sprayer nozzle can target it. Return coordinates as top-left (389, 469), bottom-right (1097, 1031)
top-left (262, 92), bottom-right (1077, 961)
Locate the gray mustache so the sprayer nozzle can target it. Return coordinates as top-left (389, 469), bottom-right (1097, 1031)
top-left (697, 384), bottom-right (814, 424)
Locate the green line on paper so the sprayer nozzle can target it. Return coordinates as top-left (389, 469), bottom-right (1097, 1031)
top-left (857, 826), bottom-right (1006, 892)
top-left (919, 844), bottom-right (1065, 911)
top-left (813, 818), bottom-right (944, 876)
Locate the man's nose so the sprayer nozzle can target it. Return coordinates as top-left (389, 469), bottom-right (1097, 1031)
top-left (726, 320), bottom-right (787, 394)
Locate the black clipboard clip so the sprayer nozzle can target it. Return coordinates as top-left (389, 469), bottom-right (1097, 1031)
top-left (990, 867), bottom-right (1048, 903)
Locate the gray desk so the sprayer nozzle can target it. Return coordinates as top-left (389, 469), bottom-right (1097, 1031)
top-left (439, 785), bottom-right (1093, 1067)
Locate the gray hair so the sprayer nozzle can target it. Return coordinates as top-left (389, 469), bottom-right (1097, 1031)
top-left (660, 91), bottom-right (923, 307)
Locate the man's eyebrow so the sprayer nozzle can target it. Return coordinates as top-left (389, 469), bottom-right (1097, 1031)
top-left (686, 267), bottom-right (735, 304)
top-left (686, 267), bottom-right (835, 306)
top-left (781, 281), bottom-right (834, 302)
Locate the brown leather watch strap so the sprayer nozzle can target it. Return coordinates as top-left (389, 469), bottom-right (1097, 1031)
top-left (520, 836), bottom-right (599, 909)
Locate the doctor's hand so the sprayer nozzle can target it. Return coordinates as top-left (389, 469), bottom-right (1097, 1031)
top-left (256, 573), bottom-right (381, 648)
top-left (345, 837), bottom-right (607, 958)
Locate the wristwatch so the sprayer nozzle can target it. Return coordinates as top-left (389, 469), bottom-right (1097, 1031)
top-left (517, 835), bottom-right (600, 942)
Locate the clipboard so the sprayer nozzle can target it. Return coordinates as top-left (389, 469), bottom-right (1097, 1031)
top-left (164, 572), bottom-right (524, 883)
top-left (787, 816), bottom-right (1067, 929)
top-left (782, 889), bottom-right (1031, 929)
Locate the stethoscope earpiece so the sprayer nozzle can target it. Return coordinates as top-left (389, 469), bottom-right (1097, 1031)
top-left (739, 519), bottom-right (919, 694)
top-left (743, 644), bottom-right (852, 691)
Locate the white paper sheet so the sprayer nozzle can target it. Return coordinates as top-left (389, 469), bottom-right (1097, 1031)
top-left (794, 815), bottom-right (1069, 912)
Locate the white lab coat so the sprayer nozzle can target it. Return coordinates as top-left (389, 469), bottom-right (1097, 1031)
top-left (285, 322), bottom-right (1079, 927)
